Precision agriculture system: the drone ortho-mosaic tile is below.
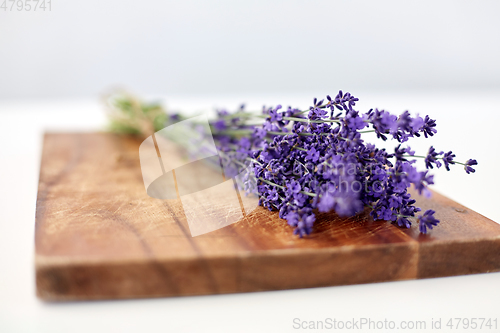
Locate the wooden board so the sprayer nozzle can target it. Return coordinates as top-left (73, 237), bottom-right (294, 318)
top-left (35, 133), bottom-right (500, 301)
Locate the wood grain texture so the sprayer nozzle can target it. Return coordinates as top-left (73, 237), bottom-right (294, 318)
top-left (35, 133), bottom-right (500, 301)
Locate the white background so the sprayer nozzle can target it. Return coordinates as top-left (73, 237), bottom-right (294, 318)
top-left (1, 1), bottom-right (500, 332)
top-left (1, 0), bottom-right (500, 99)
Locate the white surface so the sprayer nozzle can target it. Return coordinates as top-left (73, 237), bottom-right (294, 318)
top-left (0, 92), bottom-right (499, 332)
top-left (1, 0), bottom-right (500, 99)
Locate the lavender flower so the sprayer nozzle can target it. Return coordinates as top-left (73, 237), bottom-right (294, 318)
top-left (418, 210), bottom-right (440, 234)
top-left (421, 116), bottom-right (437, 138)
top-left (213, 119), bottom-right (227, 131)
top-left (464, 159), bottom-right (478, 174)
top-left (425, 146), bottom-right (443, 169)
top-left (442, 151), bottom-right (456, 171)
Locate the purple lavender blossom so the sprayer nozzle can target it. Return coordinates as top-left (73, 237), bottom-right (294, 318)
top-left (213, 119), bottom-right (227, 131)
top-left (305, 147), bottom-right (320, 162)
top-left (442, 151), bottom-right (456, 171)
top-left (464, 159), bottom-right (478, 174)
top-left (425, 146), bottom-right (443, 169)
top-left (421, 116), bottom-right (437, 138)
top-left (418, 209), bottom-right (440, 233)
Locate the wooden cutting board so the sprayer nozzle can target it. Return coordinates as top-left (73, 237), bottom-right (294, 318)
top-left (35, 132), bottom-right (500, 301)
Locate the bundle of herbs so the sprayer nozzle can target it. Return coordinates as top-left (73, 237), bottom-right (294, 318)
top-left (106, 91), bottom-right (477, 237)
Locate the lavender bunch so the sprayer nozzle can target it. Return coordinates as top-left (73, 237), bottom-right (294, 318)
top-left (208, 91), bottom-right (477, 236)
top-left (107, 91), bottom-right (478, 237)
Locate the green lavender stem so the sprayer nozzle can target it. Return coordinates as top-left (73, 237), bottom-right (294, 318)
top-left (402, 154), bottom-right (468, 166)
